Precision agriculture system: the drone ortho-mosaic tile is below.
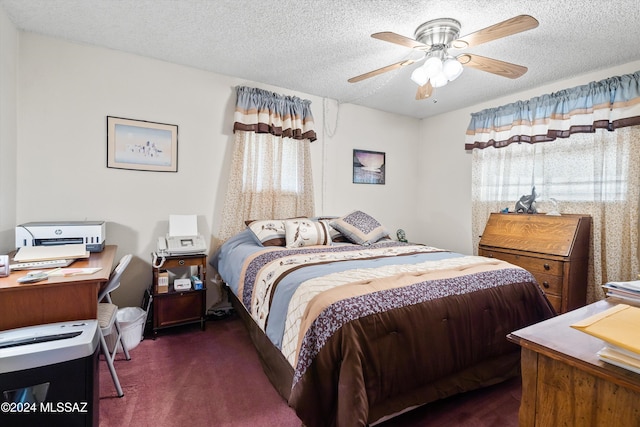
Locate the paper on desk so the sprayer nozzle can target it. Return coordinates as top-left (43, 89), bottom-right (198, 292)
top-left (605, 280), bottom-right (640, 293)
top-left (14, 244), bottom-right (89, 262)
top-left (571, 304), bottom-right (640, 354)
top-left (48, 267), bottom-right (102, 277)
top-left (598, 346), bottom-right (640, 374)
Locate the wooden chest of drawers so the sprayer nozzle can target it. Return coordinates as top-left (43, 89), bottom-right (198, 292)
top-left (478, 213), bottom-right (591, 313)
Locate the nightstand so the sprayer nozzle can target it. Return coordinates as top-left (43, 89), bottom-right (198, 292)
top-left (151, 253), bottom-right (207, 337)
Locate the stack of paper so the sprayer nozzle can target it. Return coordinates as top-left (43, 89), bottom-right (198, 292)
top-left (13, 244), bottom-right (89, 262)
top-left (597, 346), bottom-right (640, 375)
top-left (571, 304), bottom-right (640, 373)
top-left (602, 280), bottom-right (640, 305)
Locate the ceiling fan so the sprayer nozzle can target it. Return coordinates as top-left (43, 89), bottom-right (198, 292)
top-left (348, 15), bottom-right (539, 100)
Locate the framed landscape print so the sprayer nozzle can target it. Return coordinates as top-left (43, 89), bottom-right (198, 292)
top-left (107, 116), bottom-right (178, 172)
top-left (353, 149), bottom-right (385, 184)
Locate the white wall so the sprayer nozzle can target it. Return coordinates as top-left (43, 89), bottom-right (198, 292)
top-left (0, 7), bottom-right (17, 255)
top-left (318, 101), bottom-right (421, 237)
top-left (417, 60), bottom-right (640, 255)
top-left (13, 33), bottom-right (420, 307)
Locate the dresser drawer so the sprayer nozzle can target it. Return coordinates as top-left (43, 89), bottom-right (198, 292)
top-left (530, 272), bottom-right (563, 295)
top-left (544, 294), bottom-right (562, 313)
top-left (480, 250), bottom-right (563, 275)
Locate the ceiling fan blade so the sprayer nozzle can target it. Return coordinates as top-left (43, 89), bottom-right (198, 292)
top-left (416, 81), bottom-right (433, 100)
top-left (458, 53), bottom-right (527, 79)
top-left (348, 59), bottom-right (415, 83)
top-left (372, 31), bottom-right (429, 49)
top-left (452, 15), bottom-right (539, 49)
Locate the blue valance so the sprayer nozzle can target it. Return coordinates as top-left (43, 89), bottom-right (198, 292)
top-left (233, 86), bottom-right (317, 142)
top-left (465, 71), bottom-right (640, 150)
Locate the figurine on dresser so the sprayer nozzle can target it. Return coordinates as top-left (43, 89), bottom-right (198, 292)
top-left (515, 186), bottom-right (538, 214)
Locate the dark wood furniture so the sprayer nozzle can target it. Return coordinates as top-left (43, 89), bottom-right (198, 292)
top-left (508, 299), bottom-right (640, 426)
top-left (0, 245), bottom-right (117, 331)
top-left (479, 213), bottom-right (591, 313)
top-left (151, 253), bottom-right (206, 336)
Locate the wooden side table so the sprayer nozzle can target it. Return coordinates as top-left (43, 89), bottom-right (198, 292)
top-left (151, 253), bottom-right (207, 336)
top-left (508, 300), bottom-right (640, 426)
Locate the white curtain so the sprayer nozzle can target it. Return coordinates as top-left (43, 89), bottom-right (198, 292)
top-left (472, 127), bottom-right (640, 303)
top-left (216, 86), bottom-right (317, 244)
top-left (218, 130), bottom-right (315, 243)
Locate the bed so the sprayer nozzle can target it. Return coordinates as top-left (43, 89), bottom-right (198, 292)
top-left (210, 212), bottom-right (555, 427)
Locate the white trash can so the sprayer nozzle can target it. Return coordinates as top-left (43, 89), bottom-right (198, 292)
top-left (105, 307), bottom-right (146, 353)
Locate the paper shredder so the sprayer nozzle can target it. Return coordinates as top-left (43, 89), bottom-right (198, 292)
top-left (0, 320), bottom-right (100, 427)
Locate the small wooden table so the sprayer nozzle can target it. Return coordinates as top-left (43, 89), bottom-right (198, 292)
top-left (0, 245), bottom-right (117, 331)
top-left (151, 253), bottom-right (207, 336)
top-left (508, 299), bottom-right (640, 426)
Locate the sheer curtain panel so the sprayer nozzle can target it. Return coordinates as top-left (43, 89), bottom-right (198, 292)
top-left (218, 87), bottom-right (317, 243)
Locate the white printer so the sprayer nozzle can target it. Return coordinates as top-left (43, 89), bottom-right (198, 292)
top-left (15, 221), bottom-right (106, 252)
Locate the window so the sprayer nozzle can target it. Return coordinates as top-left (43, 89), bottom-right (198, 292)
top-left (473, 131), bottom-right (629, 204)
top-left (242, 136), bottom-right (305, 194)
top-left (471, 127), bottom-right (640, 304)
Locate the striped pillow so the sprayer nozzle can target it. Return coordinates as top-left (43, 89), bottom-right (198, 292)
top-left (313, 216), bottom-right (349, 243)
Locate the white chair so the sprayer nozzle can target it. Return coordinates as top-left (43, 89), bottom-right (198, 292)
top-left (98, 254), bottom-right (132, 397)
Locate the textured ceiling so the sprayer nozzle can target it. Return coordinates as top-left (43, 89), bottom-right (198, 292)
top-left (2, 0), bottom-right (640, 119)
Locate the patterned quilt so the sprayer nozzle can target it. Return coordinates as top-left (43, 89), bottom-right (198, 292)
top-left (212, 231), bottom-right (556, 427)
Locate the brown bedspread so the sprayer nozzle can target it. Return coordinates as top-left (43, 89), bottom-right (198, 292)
top-left (287, 264), bottom-right (555, 426)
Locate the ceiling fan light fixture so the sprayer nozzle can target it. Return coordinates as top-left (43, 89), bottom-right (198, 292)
top-left (442, 57), bottom-right (463, 81)
top-left (410, 66), bottom-right (428, 86)
top-left (430, 71), bottom-right (449, 88)
top-left (422, 56), bottom-right (443, 79)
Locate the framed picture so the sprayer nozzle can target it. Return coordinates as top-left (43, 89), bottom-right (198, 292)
top-left (353, 149), bottom-right (385, 185)
top-left (107, 116), bottom-right (178, 172)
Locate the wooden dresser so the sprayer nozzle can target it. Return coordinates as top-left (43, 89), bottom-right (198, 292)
top-left (478, 213), bottom-right (591, 313)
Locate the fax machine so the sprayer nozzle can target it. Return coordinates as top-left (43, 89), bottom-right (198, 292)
top-left (15, 221), bottom-right (106, 252)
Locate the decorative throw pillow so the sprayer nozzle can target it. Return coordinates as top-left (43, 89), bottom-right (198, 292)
top-left (284, 219), bottom-right (332, 248)
top-left (313, 216), bottom-right (349, 243)
top-left (247, 219), bottom-right (287, 246)
top-left (330, 210), bottom-right (389, 245)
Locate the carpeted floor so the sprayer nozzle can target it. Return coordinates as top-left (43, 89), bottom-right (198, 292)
top-left (99, 313), bottom-right (521, 426)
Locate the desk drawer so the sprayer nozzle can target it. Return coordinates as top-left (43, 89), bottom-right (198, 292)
top-left (480, 250), bottom-right (563, 275)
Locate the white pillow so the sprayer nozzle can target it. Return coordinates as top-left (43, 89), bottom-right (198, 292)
top-left (247, 219), bottom-right (287, 246)
top-left (284, 219), bottom-right (332, 248)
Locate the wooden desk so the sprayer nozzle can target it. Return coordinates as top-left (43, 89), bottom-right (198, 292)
top-left (508, 300), bottom-right (640, 426)
top-left (479, 213), bottom-right (591, 313)
top-left (0, 245), bottom-right (117, 331)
